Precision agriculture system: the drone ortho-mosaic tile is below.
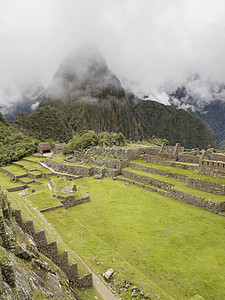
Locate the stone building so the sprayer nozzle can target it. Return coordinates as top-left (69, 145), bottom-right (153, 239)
top-left (37, 142), bottom-right (52, 154)
top-left (53, 143), bottom-right (65, 154)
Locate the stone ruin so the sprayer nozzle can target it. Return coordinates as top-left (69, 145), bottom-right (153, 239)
top-left (0, 186), bottom-right (93, 292)
top-left (199, 148), bottom-right (225, 178)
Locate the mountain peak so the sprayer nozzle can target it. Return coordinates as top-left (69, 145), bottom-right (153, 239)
top-left (42, 44), bottom-right (125, 104)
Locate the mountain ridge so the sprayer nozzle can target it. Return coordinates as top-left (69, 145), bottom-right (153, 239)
top-left (14, 46), bottom-right (215, 149)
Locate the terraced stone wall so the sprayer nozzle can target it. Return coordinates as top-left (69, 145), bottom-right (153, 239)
top-left (91, 156), bottom-right (128, 170)
top-left (116, 177), bottom-right (225, 214)
top-left (85, 146), bottom-right (147, 160)
top-left (121, 170), bottom-right (174, 191)
top-left (13, 209), bottom-right (93, 288)
top-left (140, 154), bottom-right (164, 165)
top-left (61, 196), bottom-right (90, 209)
top-left (129, 162), bottom-right (187, 182)
top-left (186, 178), bottom-right (225, 195)
top-left (45, 159), bottom-right (120, 178)
top-left (178, 154), bottom-right (200, 164)
top-left (169, 189), bottom-right (225, 214)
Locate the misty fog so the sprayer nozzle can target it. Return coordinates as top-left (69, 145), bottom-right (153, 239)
top-left (1, 0), bottom-right (225, 109)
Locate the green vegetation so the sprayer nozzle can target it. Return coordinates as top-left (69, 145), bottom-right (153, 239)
top-left (1, 146), bottom-right (224, 299)
top-left (14, 106), bottom-right (73, 143)
top-left (132, 159), bottom-right (225, 185)
top-left (1, 165), bottom-right (28, 176)
top-left (24, 156), bottom-right (45, 162)
top-left (15, 160), bottom-right (41, 171)
top-left (0, 113), bottom-right (38, 166)
top-left (44, 178), bottom-right (225, 300)
top-left (37, 89), bottom-right (215, 149)
top-left (25, 190), bottom-right (62, 210)
top-left (63, 130), bottom-right (126, 154)
top-left (123, 167), bottom-right (225, 202)
top-left (0, 172), bottom-right (22, 189)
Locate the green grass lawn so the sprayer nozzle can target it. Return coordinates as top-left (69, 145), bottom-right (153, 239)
top-left (35, 178), bottom-right (52, 184)
top-left (19, 176), bottom-right (33, 183)
top-left (23, 156), bottom-right (45, 162)
top-left (29, 170), bottom-right (42, 175)
top-left (43, 178), bottom-right (225, 300)
top-left (123, 167), bottom-right (225, 203)
top-left (1, 165), bottom-right (27, 176)
top-left (15, 160), bottom-right (39, 171)
top-left (50, 156), bottom-right (66, 162)
top-left (131, 160), bottom-right (225, 185)
top-left (36, 166), bottom-right (52, 173)
top-left (27, 182), bottom-right (47, 192)
top-left (25, 190), bottom-right (62, 210)
top-left (0, 172), bottom-right (23, 189)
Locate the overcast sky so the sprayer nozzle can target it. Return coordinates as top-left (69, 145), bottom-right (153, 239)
top-left (1, 0), bottom-right (225, 105)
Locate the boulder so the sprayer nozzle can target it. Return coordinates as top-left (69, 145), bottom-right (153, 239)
top-left (18, 189), bottom-right (29, 197)
top-left (15, 243), bottom-right (35, 261)
top-left (61, 187), bottom-right (73, 194)
top-left (103, 269), bottom-right (114, 280)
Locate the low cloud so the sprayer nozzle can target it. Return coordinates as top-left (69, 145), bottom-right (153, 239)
top-left (0, 0), bottom-right (225, 107)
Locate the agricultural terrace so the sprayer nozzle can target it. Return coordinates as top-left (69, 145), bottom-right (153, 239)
top-left (0, 153), bottom-right (224, 300)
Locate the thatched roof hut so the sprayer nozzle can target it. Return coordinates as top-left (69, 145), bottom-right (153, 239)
top-left (37, 142), bottom-right (52, 153)
top-left (53, 143), bottom-right (65, 153)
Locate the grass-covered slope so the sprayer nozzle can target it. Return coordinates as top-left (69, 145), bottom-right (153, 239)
top-left (44, 178), bottom-right (225, 300)
top-left (0, 113), bottom-right (38, 165)
top-left (1, 152), bottom-right (225, 299)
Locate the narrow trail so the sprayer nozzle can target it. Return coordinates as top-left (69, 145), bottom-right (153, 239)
top-left (40, 161), bottom-right (80, 178)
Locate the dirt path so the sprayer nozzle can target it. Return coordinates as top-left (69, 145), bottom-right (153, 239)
top-left (40, 161), bottom-right (80, 178)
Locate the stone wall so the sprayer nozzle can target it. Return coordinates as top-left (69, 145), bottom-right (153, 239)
top-left (116, 176), bottom-right (225, 214)
top-left (0, 167), bottom-right (15, 179)
top-left (140, 155), bottom-right (199, 171)
top-left (27, 173), bottom-right (42, 179)
top-left (140, 154), bottom-right (164, 165)
top-left (12, 209), bottom-right (93, 288)
top-left (129, 161), bottom-right (225, 195)
top-left (142, 147), bottom-right (160, 156)
top-left (91, 156), bottom-right (128, 170)
top-left (40, 205), bottom-right (63, 213)
top-left (199, 160), bottom-right (225, 178)
top-left (45, 159), bottom-right (120, 178)
top-left (61, 196), bottom-right (90, 209)
top-left (169, 189), bottom-right (225, 214)
top-left (0, 216), bottom-right (13, 249)
top-left (164, 161), bottom-right (199, 171)
top-left (209, 152), bottom-right (225, 163)
top-left (160, 145), bottom-right (176, 154)
top-left (85, 145), bottom-right (160, 161)
top-left (19, 178), bottom-right (33, 184)
top-left (159, 153), bottom-right (177, 161)
top-left (6, 185), bottom-right (27, 192)
top-left (121, 170), bottom-right (174, 191)
top-left (178, 154), bottom-right (200, 164)
top-left (129, 162), bottom-right (187, 182)
top-left (185, 178), bottom-right (225, 195)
